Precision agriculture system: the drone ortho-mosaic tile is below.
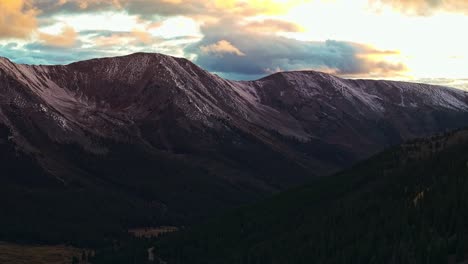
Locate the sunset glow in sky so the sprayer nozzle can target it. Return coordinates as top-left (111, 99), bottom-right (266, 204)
top-left (0, 0), bottom-right (467, 88)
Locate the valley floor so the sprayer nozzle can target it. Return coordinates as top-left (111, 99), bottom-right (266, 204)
top-left (0, 242), bottom-right (90, 264)
top-left (129, 226), bottom-right (179, 238)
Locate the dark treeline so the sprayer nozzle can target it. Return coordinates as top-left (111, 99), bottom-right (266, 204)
top-left (152, 128), bottom-right (468, 264)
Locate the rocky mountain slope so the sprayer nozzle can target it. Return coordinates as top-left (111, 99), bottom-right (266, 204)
top-left (1, 52), bottom-right (468, 243)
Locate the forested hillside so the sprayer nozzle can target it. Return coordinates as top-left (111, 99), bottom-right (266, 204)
top-left (154, 128), bottom-right (468, 264)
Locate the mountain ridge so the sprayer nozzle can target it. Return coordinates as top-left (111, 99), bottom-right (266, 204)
top-left (1, 52), bottom-right (468, 244)
top-left (2, 52), bottom-right (468, 178)
top-left (3, 52), bottom-right (466, 91)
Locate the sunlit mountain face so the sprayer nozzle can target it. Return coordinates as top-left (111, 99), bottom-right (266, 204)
top-left (0, 0), bottom-right (466, 87)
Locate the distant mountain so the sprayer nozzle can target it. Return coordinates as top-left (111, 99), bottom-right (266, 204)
top-left (156, 127), bottom-right (468, 264)
top-left (1, 53), bottom-right (468, 243)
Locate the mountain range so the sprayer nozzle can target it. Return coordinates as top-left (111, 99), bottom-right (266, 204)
top-left (1, 52), bottom-right (468, 244)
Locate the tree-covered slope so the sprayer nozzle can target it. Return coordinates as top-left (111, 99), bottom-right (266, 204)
top-left (156, 128), bottom-right (468, 264)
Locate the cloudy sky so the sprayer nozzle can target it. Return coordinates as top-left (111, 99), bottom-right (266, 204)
top-left (0, 0), bottom-right (467, 88)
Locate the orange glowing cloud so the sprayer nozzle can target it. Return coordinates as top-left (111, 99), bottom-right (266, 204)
top-left (200, 40), bottom-right (246, 56)
top-left (0, 0), bottom-right (38, 39)
top-left (33, 0), bottom-right (311, 18)
top-left (244, 19), bottom-right (304, 33)
top-left (131, 29), bottom-right (153, 44)
top-left (93, 31), bottom-right (155, 47)
top-left (38, 26), bottom-right (78, 47)
top-left (213, 0), bottom-right (313, 16)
